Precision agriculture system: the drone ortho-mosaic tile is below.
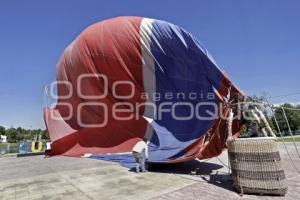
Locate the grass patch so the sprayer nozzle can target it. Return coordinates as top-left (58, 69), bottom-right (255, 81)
top-left (0, 143), bottom-right (19, 154)
top-left (277, 135), bottom-right (300, 142)
top-left (0, 143), bottom-right (19, 148)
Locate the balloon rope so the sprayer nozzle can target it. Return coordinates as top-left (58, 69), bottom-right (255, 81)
top-left (271, 107), bottom-right (300, 174)
top-left (280, 107), bottom-right (300, 158)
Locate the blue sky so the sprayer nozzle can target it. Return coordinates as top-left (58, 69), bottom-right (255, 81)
top-left (0, 0), bottom-right (299, 128)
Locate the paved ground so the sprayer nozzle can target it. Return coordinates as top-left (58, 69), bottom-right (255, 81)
top-left (0, 143), bottom-right (299, 200)
top-left (151, 142), bottom-right (300, 200)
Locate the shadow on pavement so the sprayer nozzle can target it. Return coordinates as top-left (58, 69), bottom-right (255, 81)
top-left (147, 160), bottom-right (222, 175)
top-left (144, 160), bottom-right (236, 192)
top-left (206, 174), bottom-right (235, 192)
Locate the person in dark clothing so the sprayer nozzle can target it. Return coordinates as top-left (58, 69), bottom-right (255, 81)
top-left (242, 104), bottom-right (261, 137)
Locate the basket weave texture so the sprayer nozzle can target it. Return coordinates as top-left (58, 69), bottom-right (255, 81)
top-left (228, 137), bottom-right (288, 195)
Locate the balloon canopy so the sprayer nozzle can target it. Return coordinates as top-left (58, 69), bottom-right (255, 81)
top-left (44, 16), bottom-right (244, 163)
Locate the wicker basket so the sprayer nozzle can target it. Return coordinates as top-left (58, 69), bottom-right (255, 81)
top-left (227, 137), bottom-right (288, 196)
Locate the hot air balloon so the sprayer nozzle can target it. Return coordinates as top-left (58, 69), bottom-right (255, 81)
top-left (44, 16), bottom-right (244, 166)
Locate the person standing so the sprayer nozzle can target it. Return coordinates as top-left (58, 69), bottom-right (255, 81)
top-left (132, 138), bottom-right (148, 173)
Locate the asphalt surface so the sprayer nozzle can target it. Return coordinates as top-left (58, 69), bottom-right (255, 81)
top-left (0, 143), bottom-right (299, 200)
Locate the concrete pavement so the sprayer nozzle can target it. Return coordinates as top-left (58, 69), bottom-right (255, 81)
top-left (0, 143), bottom-right (299, 200)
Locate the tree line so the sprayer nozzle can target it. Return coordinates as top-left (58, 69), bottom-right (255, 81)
top-left (0, 126), bottom-right (48, 143)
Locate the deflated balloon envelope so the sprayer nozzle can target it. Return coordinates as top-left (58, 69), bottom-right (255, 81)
top-left (44, 16), bottom-right (244, 163)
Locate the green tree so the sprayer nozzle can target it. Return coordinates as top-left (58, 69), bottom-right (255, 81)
top-left (16, 127), bottom-right (25, 141)
top-left (0, 126), bottom-right (5, 136)
top-left (41, 130), bottom-right (49, 140)
top-left (6, 128), bottom-right (17, 142)
top-left (272, 103), bottom-right (300, 134)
